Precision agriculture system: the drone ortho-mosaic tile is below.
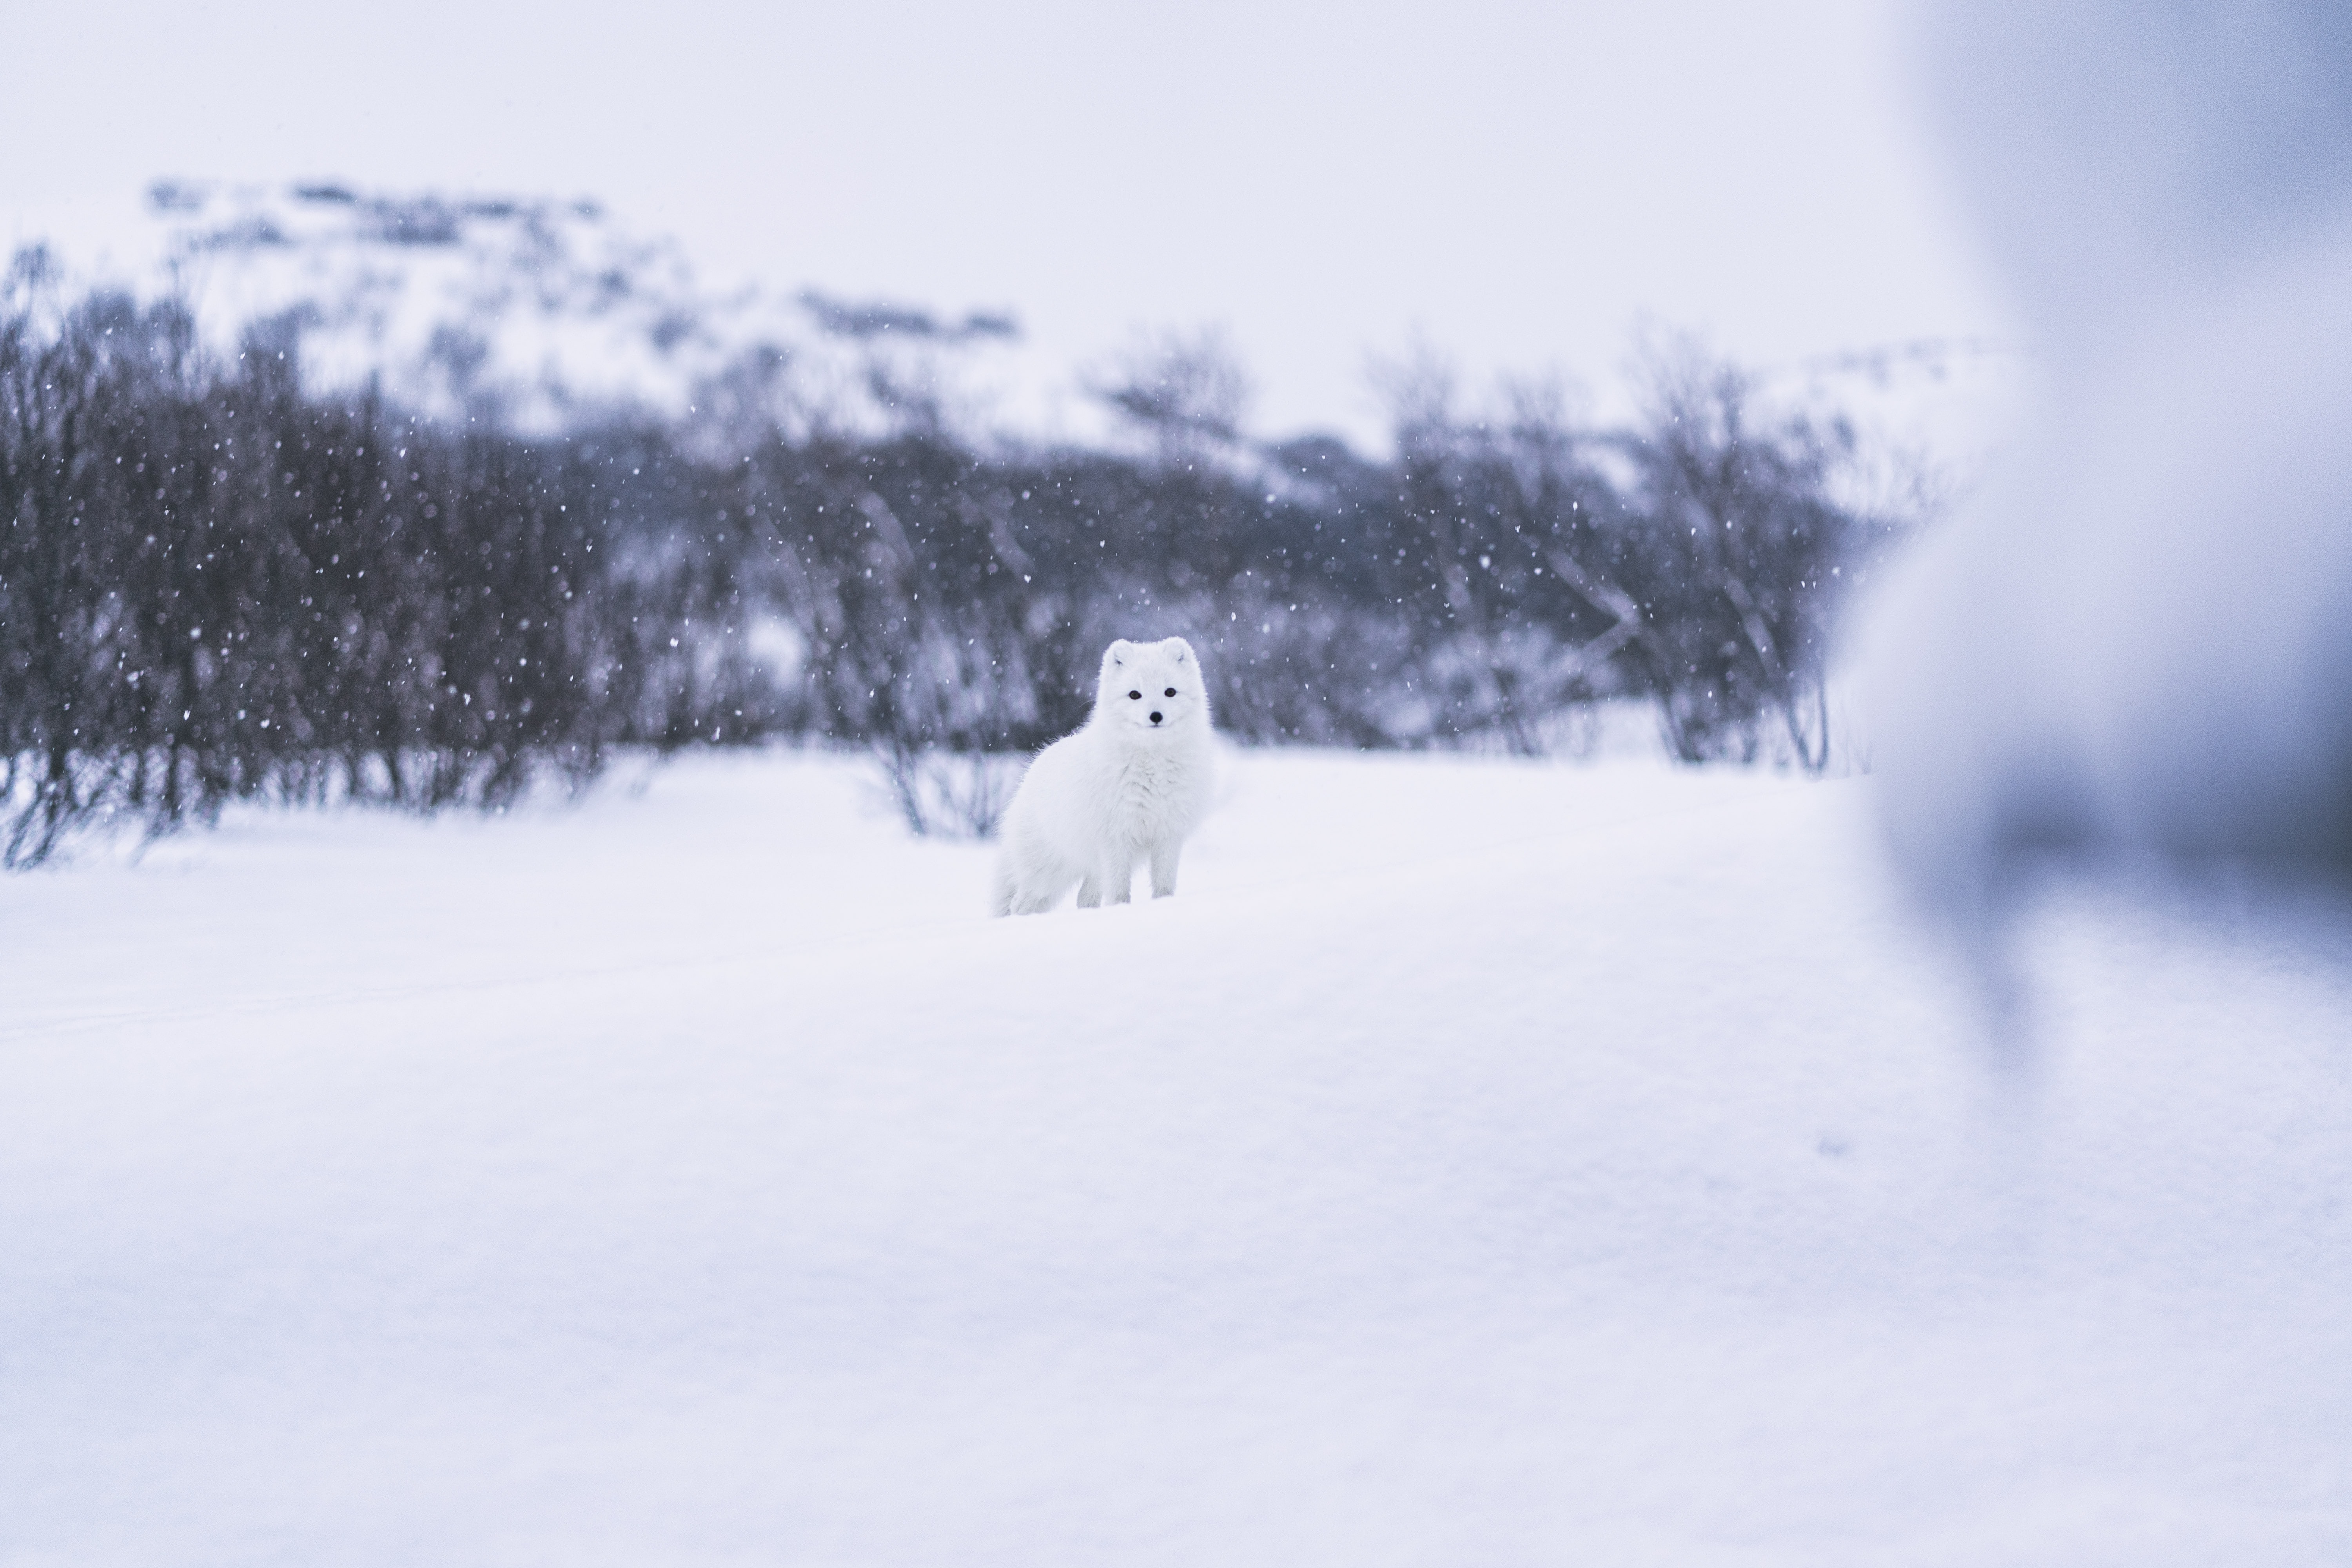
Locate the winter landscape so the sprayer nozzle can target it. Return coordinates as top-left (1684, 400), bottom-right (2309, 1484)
top-left (9, 1), bottom-right (2352, 1563)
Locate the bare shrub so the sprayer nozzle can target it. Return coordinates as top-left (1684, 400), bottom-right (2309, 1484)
top-left (3, 255), bottom-right (1899, 864)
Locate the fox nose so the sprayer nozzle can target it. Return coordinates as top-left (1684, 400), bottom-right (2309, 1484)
top-left (1149, 711), bottom-right (1163, 724)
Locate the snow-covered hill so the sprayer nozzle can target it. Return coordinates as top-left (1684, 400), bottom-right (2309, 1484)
top-left (12, 179), bottom-right (1041, 440)
top-left (5, 748), bottom-right (2348, 1564)
top-left (11, 180), bottom-right (2018, 474)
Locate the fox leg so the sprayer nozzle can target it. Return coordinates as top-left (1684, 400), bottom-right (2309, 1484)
top-left (1149, 840), bottom-right (1182, 898)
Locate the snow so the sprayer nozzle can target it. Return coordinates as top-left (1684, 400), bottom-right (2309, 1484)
top-left (11, 179), bottom-right (2024, 477)
top-left (10, 181), bottom-right (1048, 443)
top-left (5, 747), bottom-right (2350, 1564)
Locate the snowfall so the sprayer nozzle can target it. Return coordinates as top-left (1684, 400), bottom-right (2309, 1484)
top-left (5, 741), bottom-right (2349, 1567)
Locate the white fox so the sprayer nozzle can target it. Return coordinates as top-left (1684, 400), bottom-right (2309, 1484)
top-left (992, 638), bottom-right (1216, 916)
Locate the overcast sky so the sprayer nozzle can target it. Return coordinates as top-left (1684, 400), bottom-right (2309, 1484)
top-left (5, 0), bottom-right (2009, 444)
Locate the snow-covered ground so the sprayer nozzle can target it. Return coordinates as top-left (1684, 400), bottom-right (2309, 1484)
top-left (5, 748), bottom-right (2349, 1566)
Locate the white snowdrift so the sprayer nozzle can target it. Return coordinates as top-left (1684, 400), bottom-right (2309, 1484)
top-left (4, 749), bottom-right (2349, 1565)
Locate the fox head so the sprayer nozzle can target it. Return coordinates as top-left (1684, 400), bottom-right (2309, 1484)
top-left (1096, 637), bottom-right (1210, 737)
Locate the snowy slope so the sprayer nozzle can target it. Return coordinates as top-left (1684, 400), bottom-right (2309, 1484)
top-left (13, 180), bottom-right (1039, 440)
top-left (13, 181), bottom-right (2021, 472)
top-left (4, 750), bottom-right (2350, 1566)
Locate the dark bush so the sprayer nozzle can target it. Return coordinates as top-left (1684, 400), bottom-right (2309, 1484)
top-left (2, 262), bottom-right (1895, 863)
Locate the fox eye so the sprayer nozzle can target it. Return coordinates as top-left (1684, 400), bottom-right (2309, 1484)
top-left (1128, 690), bottom-right (1141, 699)
top-left (1164, 687), bottom-right (1176, 697)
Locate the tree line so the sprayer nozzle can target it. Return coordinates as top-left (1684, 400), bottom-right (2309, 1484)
top-left (2, 260), bottom-right (1895, 864)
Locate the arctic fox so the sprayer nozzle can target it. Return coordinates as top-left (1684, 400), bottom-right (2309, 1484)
top-left (992, 637), bottom-right (1216, 916)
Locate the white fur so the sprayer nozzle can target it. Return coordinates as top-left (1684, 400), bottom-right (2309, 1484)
top-left (992, 637), bottom-right (1216, 916)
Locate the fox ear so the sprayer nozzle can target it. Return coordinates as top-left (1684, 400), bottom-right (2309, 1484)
top-left (1166, 637), bottom-right (1193, 662)
top-left (1106, 638), bottom-right (1129, 666)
